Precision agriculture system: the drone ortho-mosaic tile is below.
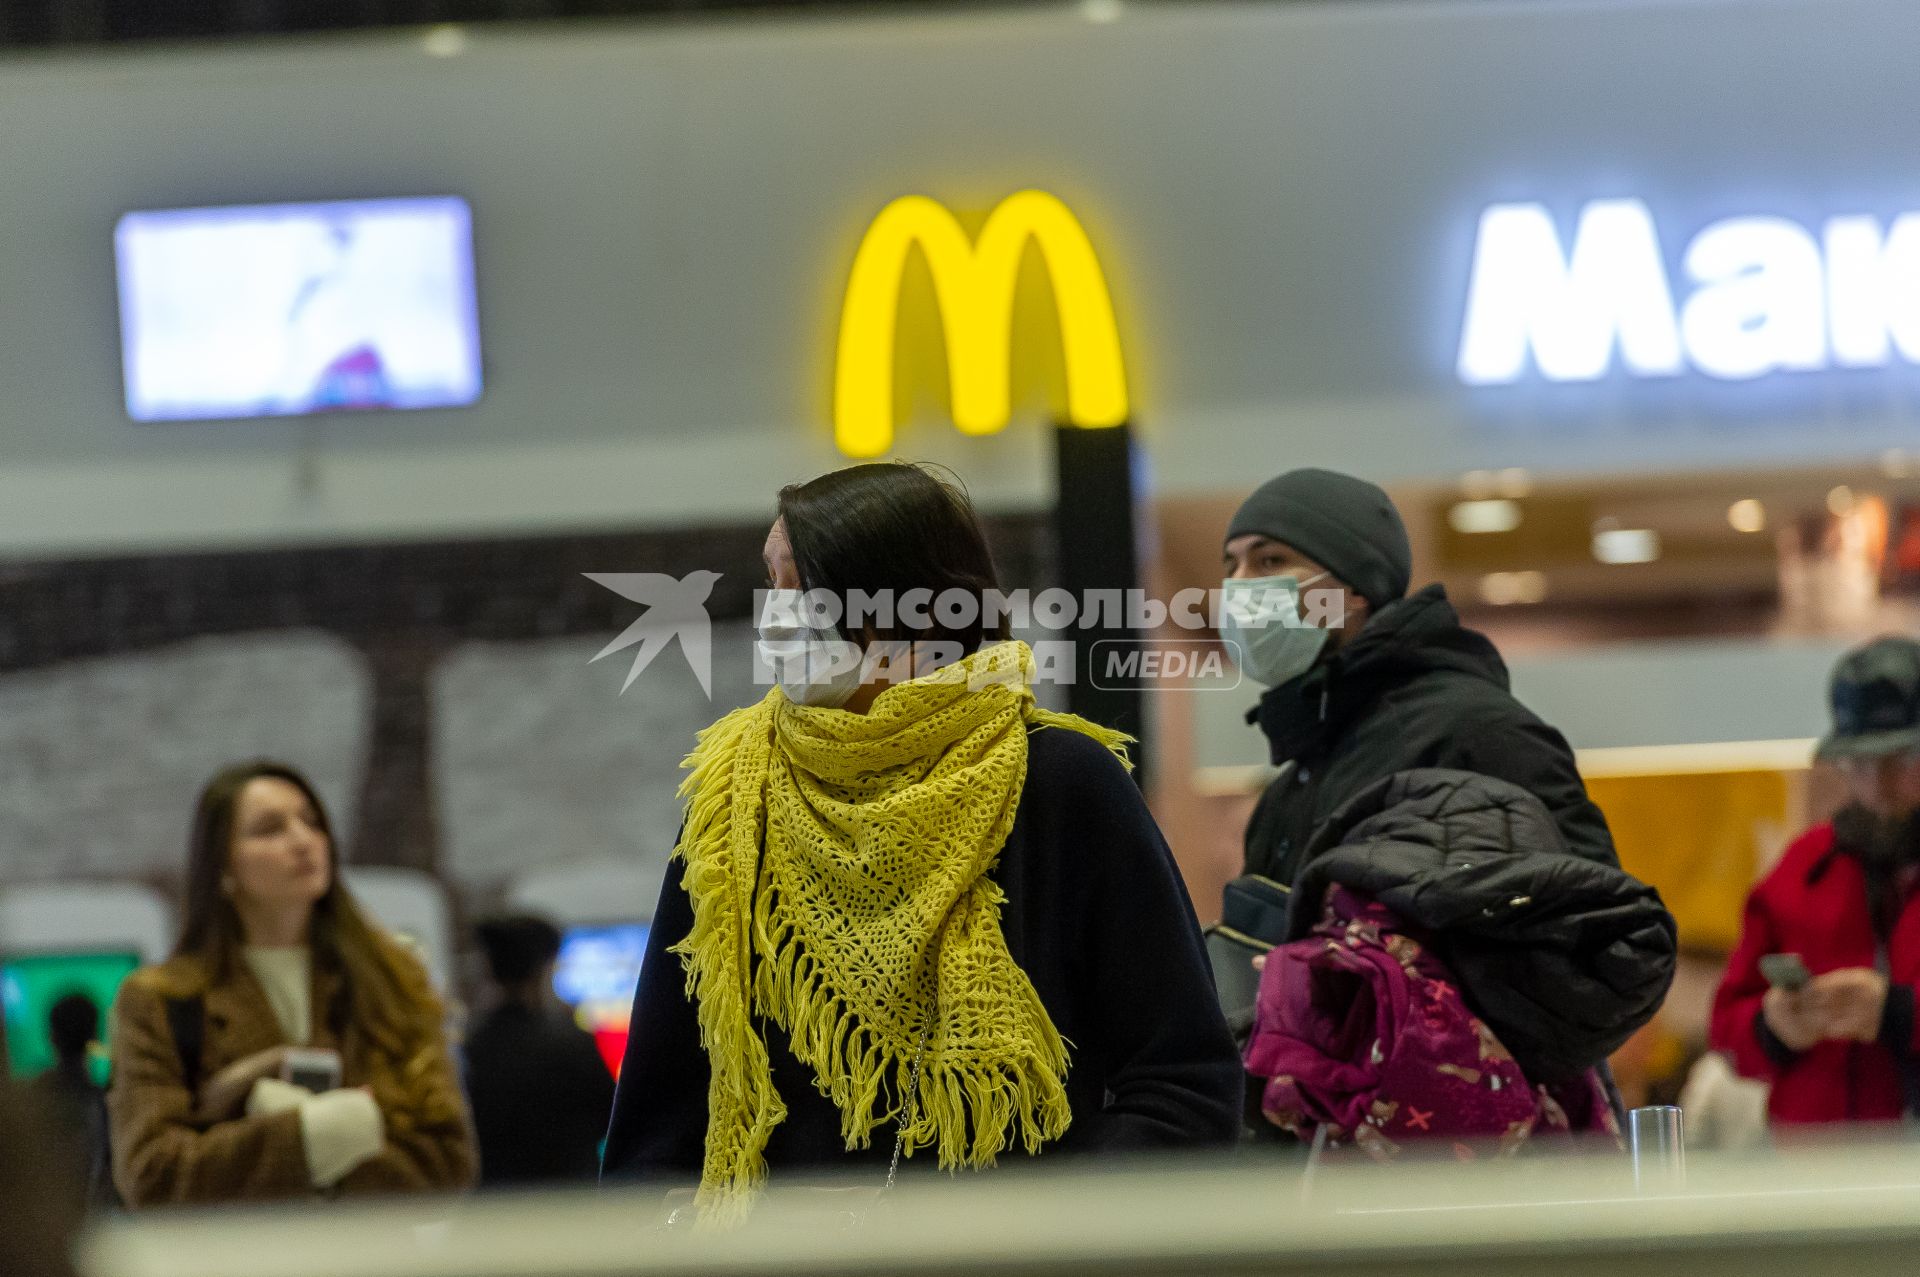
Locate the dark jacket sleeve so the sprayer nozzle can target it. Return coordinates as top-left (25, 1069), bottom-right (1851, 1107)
top-left (1042, 731), bottom-right (1245, 1152)
top-left (1879, 984), bottom-right (1918, 1058)
top-left (1457, 713), bottom-right (1619, 868)
top-left (1240, 773), bottom-right (1293, 882)
top-left (600, 861), bottom-right (709, 1182)
top-left (571, 1031), bottom-right (619, 1138)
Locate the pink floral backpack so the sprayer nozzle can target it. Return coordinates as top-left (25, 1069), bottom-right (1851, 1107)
top-left (1244, 886), bottom-right (1617, 1161)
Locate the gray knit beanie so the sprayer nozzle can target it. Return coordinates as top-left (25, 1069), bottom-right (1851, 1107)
top-left (1225, 468), bottom-right (1412, 609)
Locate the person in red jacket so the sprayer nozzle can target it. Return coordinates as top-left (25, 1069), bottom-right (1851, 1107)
top-left (1712, 637), bottom-right (1920, 1127)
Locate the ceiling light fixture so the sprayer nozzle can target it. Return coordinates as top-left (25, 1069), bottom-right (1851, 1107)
top-left (1449, 499), bottom-right (1523, 535)
top-left (1478, 571), bottom-right (1548, 606)
top-left (1593, 528), bottom-right (1661, 565)
top-left (1728, 499), bottom-right (1766, 533)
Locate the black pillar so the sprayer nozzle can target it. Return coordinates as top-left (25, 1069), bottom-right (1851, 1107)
top-left (346, 634), bottom-right (445, 873)
top-left (1052, 420), bottom-right (1148, 785)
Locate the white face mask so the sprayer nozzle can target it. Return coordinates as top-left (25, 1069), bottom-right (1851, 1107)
top-left (1218, 571), bottom-right (1334, 688)
top-left (756, 589), bottom-right (865, 708)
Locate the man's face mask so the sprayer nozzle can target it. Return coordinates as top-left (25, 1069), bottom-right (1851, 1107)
top-left (756, 589), bottom-right (864, 708)
top-left (1217, 571), bottom-right (1337, 688)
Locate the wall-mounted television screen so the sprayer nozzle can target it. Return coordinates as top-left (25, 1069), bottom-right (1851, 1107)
top-left (553, 923), bottom-right (647, 1079)
top-left (115, 196), bottom-right (482, 422)
top-left (1, 949), bottom-right (141, 1086)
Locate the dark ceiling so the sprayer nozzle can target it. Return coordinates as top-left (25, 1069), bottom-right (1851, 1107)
top-left (1, 0), bottom-right (1040, 48)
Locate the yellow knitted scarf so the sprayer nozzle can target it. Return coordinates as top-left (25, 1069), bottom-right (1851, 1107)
top-left (671, 639), bottom-right (1131, 1208)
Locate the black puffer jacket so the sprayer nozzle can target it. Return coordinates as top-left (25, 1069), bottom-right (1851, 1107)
top-left (1289, 769), bottom-right (1677, 1081)
top-left (1244, 585), bottom-right (1616, 886)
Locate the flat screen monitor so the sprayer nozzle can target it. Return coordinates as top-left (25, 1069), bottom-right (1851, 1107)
top-left (1, 950), bottom-right (141, 1086)
top-left (553, 923), bottom-right (647, 1079)
top-left (115, 196), bottom-right (482, 422)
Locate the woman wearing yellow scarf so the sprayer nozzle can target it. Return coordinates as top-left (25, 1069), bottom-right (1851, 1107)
top-left (602, 463), bottom-right (1242, 1208)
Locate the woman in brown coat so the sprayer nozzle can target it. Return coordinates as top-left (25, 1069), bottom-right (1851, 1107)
top-left (108, 761), bottom-right (477, 1206)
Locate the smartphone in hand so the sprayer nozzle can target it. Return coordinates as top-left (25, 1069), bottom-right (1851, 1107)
top-left (282, 1047), bottom-right (344, 1093)
top-left (1759, 952), bottom-right (1812, 993)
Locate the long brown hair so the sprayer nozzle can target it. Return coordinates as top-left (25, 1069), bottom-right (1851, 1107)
top-left (177, 761), bottom-right (431, 1058)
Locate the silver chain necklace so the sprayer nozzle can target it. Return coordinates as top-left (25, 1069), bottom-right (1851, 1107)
top-left (884, 1016), bottom-right (934, 1190)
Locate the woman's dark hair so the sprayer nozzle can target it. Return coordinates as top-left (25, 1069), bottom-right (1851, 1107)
top-left (177, 761), bottom-right (431, 1058)
top-left (776, 462), bottom-right (1010, 653)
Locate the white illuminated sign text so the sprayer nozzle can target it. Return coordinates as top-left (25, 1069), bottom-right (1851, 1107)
top-left (1457, 200), bottom-right (1920, 385)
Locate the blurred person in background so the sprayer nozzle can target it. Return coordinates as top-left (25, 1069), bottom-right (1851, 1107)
top-left (26, 993), bottom-right (113, 1207)
top-left (465, 914), bottom-right (614, 1186)
top-left (603, 463), bottom-right (1241, 1210)
top-left (1221, 468), bottom-right (1616, 886)
top-left (0, 1084), bottom-right (81, 1277)
top-left (108, 761), bottom-right (477, 1205)
top-left (1712, 638), bottom-right (1920, 1127)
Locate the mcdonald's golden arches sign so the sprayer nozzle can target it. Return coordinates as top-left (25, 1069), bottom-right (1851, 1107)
top-left (832, 190), bottom-right (1130, 458)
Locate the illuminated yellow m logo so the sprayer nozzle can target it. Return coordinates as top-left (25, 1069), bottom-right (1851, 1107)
top-left (833, 190), bottom-right (1130, 458)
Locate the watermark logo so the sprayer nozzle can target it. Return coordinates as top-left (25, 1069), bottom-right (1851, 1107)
top-left (743, 583), bottom-right (1340, 640)
top-left (584, 570), bottom-right (721, 696)
top-left (585, 578), bottom-right (1337, 699)
top-left (1090, 639), bottom-right (1242, 691)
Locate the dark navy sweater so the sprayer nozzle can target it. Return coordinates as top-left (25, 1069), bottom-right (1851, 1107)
top-left (602, 725), bottom-right (1244, 1181)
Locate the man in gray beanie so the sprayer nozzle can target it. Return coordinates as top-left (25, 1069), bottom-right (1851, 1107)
top-left (1222, 468), bottom-right (1616, 886)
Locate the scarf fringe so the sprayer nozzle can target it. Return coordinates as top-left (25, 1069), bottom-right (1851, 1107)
top-left (751, 875), bottom-right (1075, 1171)
top-left (671, 705), bottom-right (788, 1213)
top-left (1028, 707), bottom-right (1135, 773)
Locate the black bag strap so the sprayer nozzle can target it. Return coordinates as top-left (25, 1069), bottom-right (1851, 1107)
top-left (163, 995), bottom-right (205, 1093)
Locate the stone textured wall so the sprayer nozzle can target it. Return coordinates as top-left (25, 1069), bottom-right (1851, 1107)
top-left (433, 620), bottom-right (762, 900)
top-left (0, 631), bottom-right (368, 884)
